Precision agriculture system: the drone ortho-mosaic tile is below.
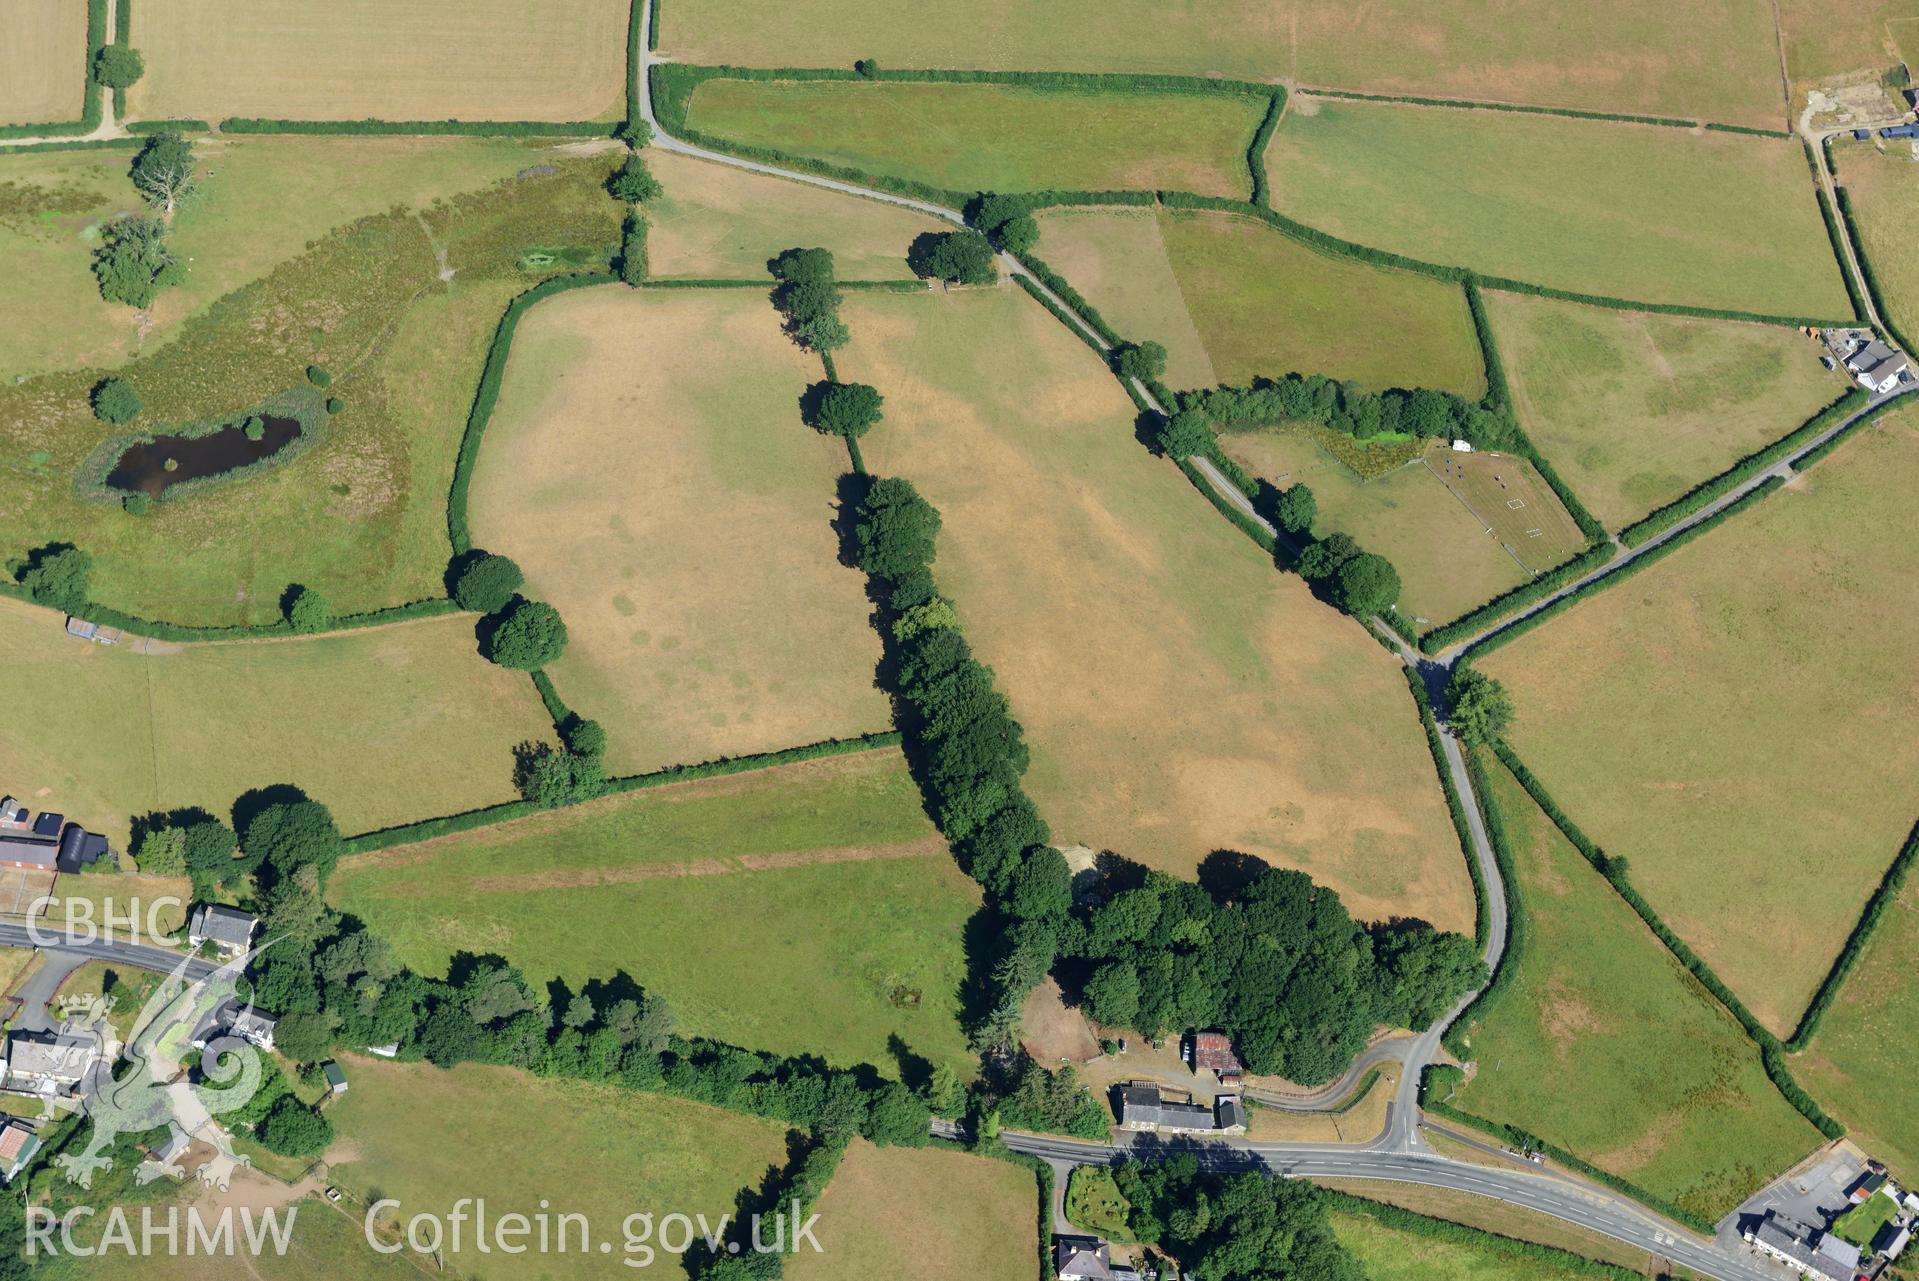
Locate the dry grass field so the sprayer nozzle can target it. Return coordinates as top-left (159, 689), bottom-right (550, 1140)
top-left (788, 1140), bottom-right (1038, 1281)
top-left (0, 0), bottom-right (86, 126)
top-left (1425, 444), bottom-right (1589, 572)
top-left (1483, 407), bottom-right (1919, 1034)
top-left (467, 286), bottom-right (891, 777)
top-left (1453, 760), bottom-right (1819, 1220)
top-left (659, 0), bottom-right (1784, 126)
top-left (1833, 141), bottom-right (1919, 348)
top-left (683, 78), bottom-right (1265, 198)
top-left (1490, 293), bottom-right (1852, 529)
top-left (1266, 100), bottom-right (1852, 319)
top-left (329, 750), bottom-right (981, 1075)
top-left (844, 288), bottom-right (1474, 932)
top-left (1216, 431), bottom-right (1530, 627)
top-left (329, 1057), bottom-right (789, 1281)
top-left (126, 0), bottom-right (627, 122)
top-left (645, 150), bottom-right (946, 281)
top-left (1330, 1206), bottom-right (1628, 1281)
top-left (0, 596), bottom-right (551, 844)
top-left (1779, 0), bottom-right (1918, 86)
top-left (1033, 207), bottom-right (1486, 396)
top-left (1794, 876), bottom-right (1919, 1178)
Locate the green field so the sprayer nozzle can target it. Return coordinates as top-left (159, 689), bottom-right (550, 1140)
top-left (0, 136), bottom-right (587, 380)
top-left (659, 0), bottom-right (1785, 126)
top-left (1483, 406), bottom-right (1919, 1034)
top-left (1796, 876), bottom-right (1919, 1178)
top-left (789, 1139), bottom-right (1038, 1281)
top-left (646, 149), bottom-right (947, 280)
top-left (329, 1055), bottom-right (788, 1281)
top-left (1833, 140), bottom-right (1919, 347)
top-left (329, 749), bottom-right (981, 1075)
top-left (466, 286), bottom-right (892, 777)
top-left (1217, 429), bottom-right (1528, 626)
top-left (845, 288), bottom-right (1475, 933)
top-left (1489, 292), bottom-right (1852, 528)
top-left (0, 153), bottom-right (619, 626)
top-left (1330, 1207), bottom-right (1622, 1281)
top-left (1064, 1166), bottom-right (1136, 1241)
top-left (0, 596), bottom-right (552, 844)
top-left (1033, 206), bottom-right (1487, 395)
top-left (683, 78), bottom-right (1265, 199)
top-left (1265, 100), bottom-right (1851, 319)
top-left (1453, 758), bottom-right (1820, 1220)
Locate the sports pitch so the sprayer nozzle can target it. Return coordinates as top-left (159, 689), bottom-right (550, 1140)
top-left (1423, 444), bottom-right (1589, 574)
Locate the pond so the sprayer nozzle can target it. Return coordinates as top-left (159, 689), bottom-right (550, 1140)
top-left (106, 415), bottom-right (304, 498)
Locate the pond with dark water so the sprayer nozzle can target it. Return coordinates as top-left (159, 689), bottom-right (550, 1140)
top-left (106, 415), bottom-right (303, 498)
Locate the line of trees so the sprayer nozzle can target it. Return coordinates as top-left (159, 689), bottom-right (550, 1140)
top-left (770, 247), bottom-right (848, 351)
top-left (93, 132), bottom-right (198, 308)
top-left (1114, 1154), bottom-right (1365, 1280)
top-left (1181, 375), bottom-right (1521, 452)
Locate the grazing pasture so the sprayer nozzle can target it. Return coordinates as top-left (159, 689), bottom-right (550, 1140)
top-left (1330, 1206), bottom-right (1622, 1281)
top-left (0, 156), bottom-right (619, 625)
top-left (1316, 1182), bottom-right (1677, 1274)
top-left (1265, 100), bottom-right (1852, 319)
top-left (0, 596), bottom-right (551, 844)
top-left (329, 750), bottom-right (980, 1075)
top-left (682, 78), bottom-right (1265, 199)
top-left (466, 286), bottom-right (891, 777)
top-left (330, 1057), bottom-right (788, 1281)
top-left (1795, 876), bottom-right (1919, 1178)
top-left (1034, 206), bottom-right (1486, 395)
top-left (843, 288), bottom-right (1474, 933)
top-left (1453, 760), bottom-right (1819, 1220)
top-left (126, 0), bottom-right (627, 122)
top-left (1778, 0), bottom-right (1916, 86)
top-left (0, 0), bottom-right (87, 126)
top-left (1482, 407), bottom-right (1919, 1033)
top-left (645, 150), bottom-right (947, 280)
top-left (1490, 292), bottom-right (1852, 529)
top-left (1216, 430), bottom-right (1529, 626)
top-left (788, 1140), bottom-right (1038, 1281)
top-left (1832, 140), bottom-right (1919, 347)
top-left (658, 0), bottom-right (1783, 126)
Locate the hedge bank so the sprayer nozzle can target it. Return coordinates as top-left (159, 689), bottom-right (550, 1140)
top-left (1319, 1187), bottom-right (1641, 1280)
top-left (1787, 820), bottom-right (1919, 1049)
top-left (1405, 669), bottom-right (1491, 948)
top-left (1617, 390), bottom-right (1864, 547)
top-left (218, 118), bottom-right (615, 137)
top-left (1295, 86), bottom-right (1697, 130)
top-left (0, 584), bottom-right (461, 646)
top-left (1791, 394), bottom-right (1904, 471)
top-left (1439, 749), bottom-right (1526, 1057)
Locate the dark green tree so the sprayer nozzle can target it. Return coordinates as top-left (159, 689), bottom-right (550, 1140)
top-left (484, 598), bottom-right (568, 669)
top-left (1274, 482), bottom-right (1316, 535)
top-left (92, 215), bottom-right (179, 307)
top-left (270, 1011), bottom-right (336, 1064)
top-left (452, 551), bottom-right (524, 614)
top-left (1081, 960), bottom-right (1141, 1028)
top-left (129, 131), bottom-right (197, 217)
top-left (1446, 668), bottom-right (1515, 746)
top-left (1008, 847), bottom-right (1071, 921)
top-left (242, 798), bottom-right (345, 888)
top-left (806, 381), bottom-right (884, 438)
top-left (1154, 408), bottom-right (1212, 459)
top-left (769, 246), bottom-right (835, 284)
top-left (562, 717), bottom-right (607, 758)
top-left (606, 154), bottom-right (662, 203)
top-left (1334, 551), bottom-right (1400, 615)
top-left (257, 1097), bottom-right (332, 1156)
top-left (16, 544), bottom-right (91, 614)
top-left (93, 44), bottom-right (145, 88)
top-left (619, 212), bottom-right (648, 285)
top-left (305, 365), bottom-right (332, 387)
top-left (283, 585), bottom-right (330, 633)
top-left (1113, 341), bottom-right (1167, 383)
top-left (854, 476), bottom-right (941, 587)
top-left (908, 230), bottom-right (996, 284)
top-left (91, 377), bottom-right (141, 424)
top-left (1295, 531), bottom-right (1359, 582)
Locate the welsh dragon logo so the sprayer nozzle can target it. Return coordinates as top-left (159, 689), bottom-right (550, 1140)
top-left (52, 946), bottom-right (269, 1191)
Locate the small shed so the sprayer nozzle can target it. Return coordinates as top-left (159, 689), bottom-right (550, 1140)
top-left (322, 1061), bottom-right (348, 1095)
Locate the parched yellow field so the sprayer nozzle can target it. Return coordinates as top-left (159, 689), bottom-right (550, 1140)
top-left (467, 286), bottom-right (892, 777)
top-left (0, 596), bottom-right (551, 844)
top-left (127, 0), bottom-right (627, 122)
top-left (660, 0), bottom-right (1785, 126)
top-left (1491, 292), bottom-right (1853, 529)
top-left (1033, 206), bottom-right (1486, 395)
top-left (1835, 141), bottom-right (1919, 349)
top-left (845, 288), bottom-right (1474, 932)
top-left (1483, 408), bottom-right (1919, 1033)
top-left (646, 150), bottom-right (947, 281)
top-left (789, 1140), bottom-right (1038, 1281)
top-left (1217, 431), bottom-right (1529, 627)
top-left (1267, 99), bottom-right (1851, 319)
top-left (1779, 0), bottom-right (1917, 85)
top-left (0, 0), bottom-right (86, 126)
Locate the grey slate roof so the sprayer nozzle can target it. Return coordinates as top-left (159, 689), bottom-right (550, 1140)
top-left (1116, 1084), bottom-right (1216, 1131)
top-left (1752, 1214), bottom-right (1856, 1281)
top-left (189, 905), bottom-right (258, 949)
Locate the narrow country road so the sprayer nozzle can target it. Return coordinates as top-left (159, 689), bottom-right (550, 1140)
top-left (0, 924), bottom-right (218, 984)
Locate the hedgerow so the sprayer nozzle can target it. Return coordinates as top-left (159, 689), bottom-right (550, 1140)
top-left (1707, 122), bottom-right (1794, 139)
top-left (1834, 186), bottom-right (1915, 354)
top-left (1790, 395), bottom-right (1902, 470)
top-left (1491, 741), bottom-right (1843, 1138)
top-left (1418, 1067), bottom-right (1718, 1234)
top-left (1296, 85), bottom-right (1697, 130)
top-left (1405, 670), bottom-right (1491, 948)
top-left (8, 593), bottom-right (462, 646)
top-left (1013, 275), bottom-right (1107, 358)
top-left (126, 119), bottom-right (211, 135)
top-left (1617, 390), bottom-right (1864, 546)
top-left (1175, 457), bottom-right (1277, 552)
top-left (1247, 92), bottom-right (1284, 207)
top-left (1464, 276), bottom-right (1513, 410)
top-left (1318, 1188), bottom-right (1640, 1279)
top-left (1439, 750), bottom-right (1526, 1055)
top-left (1475, 272), bottom-right (1852, 329)
top-left (622, 0), bottom-right (645, 139)
top-left (447, 272), bottom-right (618, 555)
top-left (1418, 542), bottom-right (1616, 653)
top-left (0, 0), bottom-right (104, 140)
top-left (1014, 252), bottom-right (1122, 346)
top-left (1787, 821), bottom-right (1919, 1049)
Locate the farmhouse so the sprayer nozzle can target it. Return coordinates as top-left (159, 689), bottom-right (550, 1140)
top-left (190, 1000), bottom-right (277, 1052)
top-left (0, 1122), bottom-right (39, 1183)
top-left (1844, 340), bottom-right (1910, 394)
top-left (4, 1032), bottom-right (99, 1095)
top-left (1054, 1234), bottom-right (1144, 1281)
top-left (1184, 1030), bottom-right (1243, 1084)
top-left (187, 905), bottom-right (259, 959)
top-left (1114, 1084), bottom-right (1246, 1134)
top-left (1744, 1211), bottom-right (1861, 1281)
